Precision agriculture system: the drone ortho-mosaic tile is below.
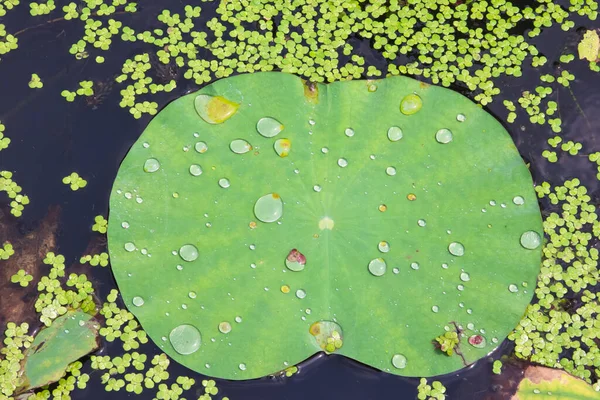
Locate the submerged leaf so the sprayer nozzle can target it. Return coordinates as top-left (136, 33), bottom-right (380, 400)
top-left (578, 30), bottom-right (600, 62)
top-left (511, 366), bottom-right (600, 399)
top-left (108, 72), bottom-right (542, 380)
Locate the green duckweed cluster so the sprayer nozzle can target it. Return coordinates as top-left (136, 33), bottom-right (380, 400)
top-left (27, 73), bottom-right (42, 89)
top-left (434, 331), bottom-right (460, 357)
top-left (29, 1), bottom-right (55, 17)
top-left (0, 322), bottom-right (33, 398)
top-left (61, 172), bottom-right (87, 191)
top-left (509, 179), bottom-right (600, 384)
top-left (92, 215), bottom-right (108, 233)
top-left (417, 378), bottom-right (446, 400)
top-left (79, 252), bottom-right (109, 267)
top-left (10, 269), bottom-right (33, 287)
top-left (0, 171), bottom-right (29, 217)
top-left (0, 121), bottom-right (8, 151)
top-left (0, 242), bottom-right (13, 260)
top-left (492, 360), bottom-right (502, 375)
top-left (60, 81), bottom-right (95, 102)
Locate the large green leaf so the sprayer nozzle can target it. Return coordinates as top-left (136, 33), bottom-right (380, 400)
top-left (19, 310), bottom-right (99, 391)
top-left (512, 366), bottom-right (600, 399)
top-left (107, 72), bottom-right (542, 380)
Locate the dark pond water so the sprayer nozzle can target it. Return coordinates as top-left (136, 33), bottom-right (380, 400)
top-left (0, 1), bottom-right (599, 399)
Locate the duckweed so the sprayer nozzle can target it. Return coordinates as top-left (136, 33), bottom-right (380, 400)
top-left (417, 378), bottom-right (446, 400)
top-left (0, 170), bottom-right (30, 216)
top-left (62, 172), bottom-right (87, 191)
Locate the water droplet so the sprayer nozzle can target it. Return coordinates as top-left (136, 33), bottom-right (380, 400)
top-left (490, 200), bottom-right (496, 206)
top-left (235, 316), bottom-right (242, 323)
top-left (141, 248), bottom-right (148, 255)
top-left (378, 204), bottom-right (387, 212)
top-left (249, 244), bottom-right (256, 250)
top-left (417, 219), bottom-right (426, 227)
top-left (432, 305), bottom-right (439, 313)
top-left (391, 354), bottom-right (407, 369)
top-left (219, 322), bottom-right (232, 334)
top-left (218, 178), bottom-right (230, 188)
top-left (132, 296), bottom-right (144, 307)
top-left (460, 272), bottom-right (470, 282)
top-left (435, 128), bottom-right (453, 144)
top-left (257, 117), bottom-right (284, 137)
top-left (124, 192), bottom-right (132, 199)
top-left (274, 138), bottom-right (291, 157)
top-left (369, 154), bottom-right (376, 160)
top-left (520, 231), bottom-right (541, 249)
top-left (229, 139), bottom-right (253, 154)
top-left (308, 119), bottom-right (315, 125)
top-left (467, 308), bottom-right (473, 314)
top-left (459, 302), bottom-right (464, 308)
top-left (124, 242), bottom-right (135, 252)
top-left (176, 265), bottom-right (183, 271)
top-left (337, 158), bottom-right (348, 168)
top-left (285, 249), bottom-right (306, 271)
top-left (407, 193), bottom-right (416, 201)
top-left (448, 242), bottom-right (465, 256)
top-left (313, 185), bottom-right (322, 192)
top-left (254, 193), bottom-right (283, 223)
top-left (194, 141), bottom-right (208, 153)
top-left (344, 128), bottom-right (355, 137)
top-left (387, 126), bottom-right (403, 142)
top-left (386, 166), bottom-right (397, 176)
top-left (467, 323), bottom-right (475, 330)
top-left (295, 289), bottom-right (306, 299)
top-left (194, 94), bottom-right (239, 124)
top-left (457, 113), bottom-right (466, 122)
top-left (239, 363), bottom-right (247, 371)
top-left (183, 145), bottom-right (190, 152)
top-left (368, 258), bottom-right (387, 276)
top-left (400, 93), bottom-right (422, 115)
top-left (179, 244), bottom-right (199, 262)
top-left (368, 84), bottom-right (377, 92)
top-left (321, 147), bottom-right (329, 153)
top-left (441, 263), bottom-right (448, 269)
top-left (181, 304), bottom-right (188, 310)
top-left (169, 324), bottom-right (201, 355)
top-left (457, 284), bottom-right (465, 291)
top-left (121, 222), bottom-right (130, 229)
top-left (142, 142), bottom-right (150, 148)
top-left (188, 291), bottom-right (197, 299)
top-left (172, 192), bottom-right (179, 198)
top-left (143, 158), bottom-right (160, 173)
top-left (508, 284), bottom-right (519, 293)
top-left (189, 164), bottom-right (203, 176)
top-left (319, 217), bottom-right (334, 230)
top-left (309, 321), bottom-right (343, 353)
top-left (305, 308), bottom-right (312, 314)
top-left (378, 241), bottom-right (390, 253)
top-left (468, 334), bottom-right (486, 348)
top-left (410, 262), bottom-right (420, 270)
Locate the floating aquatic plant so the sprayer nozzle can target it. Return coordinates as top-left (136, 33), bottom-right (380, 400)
top-left (108, 72), bottom-right (542, 379)
top-left (62, 172), bottom-right (87, 191)
top-left (512, 366), bottom-right (600, 399)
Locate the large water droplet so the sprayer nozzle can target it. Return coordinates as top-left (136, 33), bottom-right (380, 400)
top-left (285, 249), bottom-right (306, 271)
top-left (513, 196), bottom-right (525, 205)
top-left (124, 242), bottom-right (136, 252)
top-left (254, 193), bottom-right (283, 223)
top-left (448, 242), bottom-right (465, 256)
top-left (337, 158), bottom-right (348, 168)
top-left (169, 324), bottom-right (201, 355)
top-left (400, 93), bottom-right (422, 115)
top-left (309, 321), bottom-right (343, 353)
top-left (230, 139), bottom-right (252, 154)
top-left (368, 258), bottom-right (387, 276)
top-left (132, 296), bottom-right (144, 307)
top-left (387, 126), bottom-right (403, 142)
top-left (218, 322), bottom-right (232, 334)
top-left (195, 141), bottom-right (208, 153)
top-left (218, 178), bottom-right (230, 188)
top-left (391, 354), bottom-right (407, 369)
top-left (345, 128), bottom-right (355, 137)
top-left (468, 334), bottom-right (486, 348)
top-left (189, 164), bottom-right (203, 176)
top-left (143, 158), bottom-right (160, 173)
top-left (386, 166), bottom-right (397, 176)
top-left (194, 94), bottom-right (239, 124)
top-left (179, 244), bottom-right (199, 262)
top-left (520, 231), bottom-right (541, 249)
top-left (435, 128), bottom-right (453, 144)
top-left (274, 138), bottom-right (291, 157)
top-left (257, 117), bottom-right (284, 137)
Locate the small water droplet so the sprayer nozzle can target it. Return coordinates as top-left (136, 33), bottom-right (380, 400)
top-left (250, 263), bottom-right (256, 269)
top-left (468, 334), bottom-right (486, 348)
top-left (520, 231), bottom-right (541, 249)
top-left (235, 316), bottom-right (242, 323)
top-left (400, 93), bottom-right (422, 115)
top-left (387, 126), bottom-right (403, 142)
top-left (435, 128), bottom-right (453, 144)
top-left (378, 204), bottom-right (387, 212)
top-left (417, 219), bottom-right (426, 227)
top-left (459, 302), bottom-right (464, 308)
top-left (187, 164), bottom-right (203, 177)
top-left (218, 178), bottom-right (230, 188)
top-left (378, 241), bottom-right (390, 253)
top-left (391, 354), bottom-right (407, 369)
top-left (257, 117), bottom-right (284, 137)
top-left (393, 267), bottom-right (400, 274)
top-left (295, 289), bottom-right (306, 299)
top-left (467, 323), bottom-right (475, 330)
top-left (432, 305), bottom-right (439, 313)
top-left (344, 128), bottom-right (355, 137)
top-left (457, 284), bottom-right (465, 291)
top-left (176, 265), bottom-right (183, 271)
top-left (124, 192), bottom-right (132, 199)
top-left (188, 291), bottom-right (197, 299)
top-left (274, 138), bottom-right (291, 157)
top-left (321, 147), bottom-right (329, 154)
top-left (369, 154), bottom-right (376, 160)
top-left (143, 158), bottom-right (160, 173)
top-left (181, 304), bottom-right (188, 310)
top-left (285, 249), bottom-right (306, 271)
top-left (205, 363), bottom-right (211, 368)
top-left (219, 322), bottom-right (232, 334)
top-left (254, 193), bottom-right (283, 223)
top-left (239, 363), bottom-right (247, 371)
top-left (249, 244), bottom-right (256, 250)
top-left (448, 242), bottom-right (465, 256)
top-left (386, 166), bottom-right (397, 176)
top-left (194, 141), bottom-right (208, 153)
top-left (407, 193), bottom-right (416, 201)
top-left (313, 185), bottom-right (322, 192)
top-left (142, 142), bottom-right (150, 148)
top-left (179, 244), bottom-right (199, 262)
top-left (230, 139), bottom-right (253, 154)
top-left (457, 113), bottom-right (466, 122)
top-left (508, 284), bottom-right (518, 293)
top-left (410, 262), bottom-right (420, 270)
top-left (132, 296), bottom-right (144, 306)
top-left (441, 263), bottom-right (448, 269)
top-left (490, 200), bottom-right (496, 206)
top-left (281, 285), bottom-right (290, 293)
top-left (337, 158), bottom-right (348, 168)
top-left (124, 242), bottom-right (135, 252)
top-left (135, 196), bottom-right (143, 204)
top-left (467, 308), bottom-right (473, 314)
top-left (169, 324), bottom-right (201, 355)
top-left (368, 258), bottom-right (387, 276)
top-left (305, 308), bottom-right (312, 314)
top-left (121, 222), bottom-right (130, 229)
top-left (513, 196), bottom-right (525, 205)
top-left (140, 248), bottom-right (148, 255)
top-left (308, 119), bottom-right (316, 125)
top-left (183, 145), bottom-right (190, 152)
top-left (368, 84), bottom-right (377, 92)
top-left (460, 272), bottom-right (470, 282)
